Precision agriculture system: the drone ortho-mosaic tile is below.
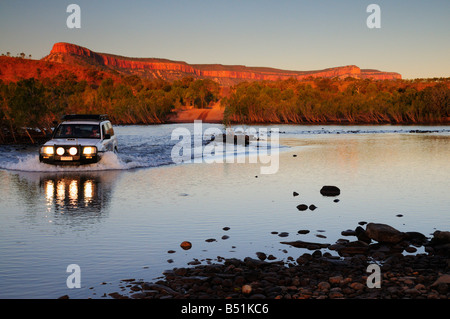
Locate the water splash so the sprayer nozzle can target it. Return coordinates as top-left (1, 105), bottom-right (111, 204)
top-left (0, 152), bottom-right (147, 172)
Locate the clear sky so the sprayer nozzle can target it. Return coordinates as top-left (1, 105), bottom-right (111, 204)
top-left (0, 0), bottom-right (449, 79)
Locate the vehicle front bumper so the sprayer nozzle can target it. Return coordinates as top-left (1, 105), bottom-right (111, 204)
top-left (39, 154), bottom-right (99, 165)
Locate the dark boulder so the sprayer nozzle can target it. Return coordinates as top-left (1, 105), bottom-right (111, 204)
top-left (320, 186), bottom-right (340, 197)
top-left (365, 223), bottom-right (405, 244)
top-left (355, 226), bottom-right (371, 244)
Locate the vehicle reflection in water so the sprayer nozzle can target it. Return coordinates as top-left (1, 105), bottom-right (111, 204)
top-left (14, 170), bottom-right (123, 225)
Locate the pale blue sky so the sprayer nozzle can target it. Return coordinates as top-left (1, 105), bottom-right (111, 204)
top-left (1, 0), bottom-right (449, 79)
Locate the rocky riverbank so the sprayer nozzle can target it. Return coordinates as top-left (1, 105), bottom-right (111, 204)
top-left (101, 224), bottom-right (449, 300)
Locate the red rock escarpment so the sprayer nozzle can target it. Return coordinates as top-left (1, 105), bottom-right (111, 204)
top-left (44, 42), bottom-right (401, 82)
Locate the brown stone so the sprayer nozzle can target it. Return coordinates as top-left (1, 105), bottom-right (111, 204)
top-left (366, 223), bottom-right (405, 244)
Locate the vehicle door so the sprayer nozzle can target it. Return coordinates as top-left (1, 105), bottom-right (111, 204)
top-left (101, 123), bottom-right (114, 152)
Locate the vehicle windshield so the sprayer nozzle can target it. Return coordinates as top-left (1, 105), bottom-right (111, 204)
top-left (54, 124), bottom-right (101, 139)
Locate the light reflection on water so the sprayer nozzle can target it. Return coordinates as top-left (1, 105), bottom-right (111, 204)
top-left (0, 127), bottom-right (449, 299)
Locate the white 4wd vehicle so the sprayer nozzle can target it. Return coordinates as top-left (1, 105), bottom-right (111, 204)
top-left (39, 114), bottom-right (118, 165)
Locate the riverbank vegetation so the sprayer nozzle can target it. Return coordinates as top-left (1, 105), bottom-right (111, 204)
top-left (0, 73), bottom-right (220, 143)
top-left (0, 67), bottom-right (449, 144)
top-left (222, 77), bottom-right (450, 125)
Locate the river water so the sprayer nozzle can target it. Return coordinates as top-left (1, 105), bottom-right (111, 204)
top-left (0, 124), bottom-right (449, 298)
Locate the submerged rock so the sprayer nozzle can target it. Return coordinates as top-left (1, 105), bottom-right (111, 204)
top-left (280, 240), bottom-right (330, 250)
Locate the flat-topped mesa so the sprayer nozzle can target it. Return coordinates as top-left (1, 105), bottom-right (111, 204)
top-left (46, 42), bottom-right (197, 73)
top-left (361, 69), bottom-right (402, 80)
top-left (44, 42), bottom-right (401, 82)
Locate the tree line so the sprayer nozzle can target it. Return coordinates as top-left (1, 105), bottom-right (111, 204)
top-left (0, 72), bottom-right (220, 143)
top-left (222, 77), bottom-right (450, 125)
top-left (0, 71), bottom-right (449, 144)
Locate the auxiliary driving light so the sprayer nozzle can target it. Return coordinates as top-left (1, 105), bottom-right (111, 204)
top-left (56, 147), bottom-right (65, 156)
top-left (69, 147), bottom-right (78, 156)
top-left (41, 146), bottom-right (54, 155)
top-left (83, 146), bottom-right (96, 155)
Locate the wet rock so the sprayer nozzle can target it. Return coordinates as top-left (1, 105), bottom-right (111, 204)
top-left (320, 186), bottom-right (340, 197)
top-left (350, 282), bottom-right (365, 291)
top-left (355, 226), bottom-right (371, 244)
top-left (366, 223), bottom-right (405, 244)
top-left (341, 229), bottom-right (356, 236)
top-left (329, 276), bottom-right (344, 285)
top-left (180, 241), bottom-right (192, 250)
top-left (106, 224), bottom-right (450, 300)
top-left (218, 133), bottom-right (250, 146)
top-left (309, 204), bottom-right (317, 211)
top-left (108, 292), bottom-right (128, 299)
top-left (329, 289), bottom-right (344, 299)
top-left (405, 246), bottom-right (417, 253)
top-left (337, 241), bottom-right (369, 255)
top-left (430, 231), bottom-right (450, 245)
top-left (298, 230), bottom-right (310, 235)
top-left (244, 257), bottom-right (270, 268)
top-left (131, 292), bottom-right (147, 299)
top-left (431, 274), bottom-right (450, 287)
top-left (328, 243), bottom-right (345, 251)
top-left (280, 240), bottom-right (330, 249)
top-left (242, 284), bottom-right (252, 294)
top-left (278, 232), bottom-right (289, 237)
top-left (404, 232), bottom-right (428, 246)
top-left (296, 204), bottom-right (308, 211)
top-left (205, 238), bottom-right (216, 243)
top-left (256, 252), bottom-right (267, 261)
top-left (293, 192), bottom-right (299, 197)
top-left (142, 283), bottom-right (178, 296)
top-left (317, 281), bottom-right (330, 291)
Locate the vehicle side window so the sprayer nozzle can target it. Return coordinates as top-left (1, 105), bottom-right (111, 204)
top-left (102, 124), bottom-right (107, 138)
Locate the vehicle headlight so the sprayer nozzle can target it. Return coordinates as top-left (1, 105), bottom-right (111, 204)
top-left (83, 146), bottom-right (97, 155)
top-left (41, 146), bottom-right (54, 155)
top-left (56, 147), bottom-right (65, 156)
top-left (69, 147), bottom-right (78, 156)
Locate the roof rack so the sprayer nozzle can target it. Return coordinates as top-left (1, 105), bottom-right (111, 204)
top-left (61, 114), bottom-right (109, 122)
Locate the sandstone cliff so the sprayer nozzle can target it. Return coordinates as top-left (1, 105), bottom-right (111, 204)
top-left (42, 42), bottom-right (401, 85)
